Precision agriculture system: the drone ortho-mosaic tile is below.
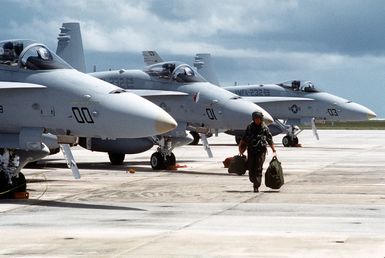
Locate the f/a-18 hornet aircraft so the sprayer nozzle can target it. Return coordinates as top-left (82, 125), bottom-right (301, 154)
top-left (0, 39), bottom-right (177, 197)
top-left (191, 53), bottom-right (377, 146)
top-left (56, 22), bottom-right (273, 169)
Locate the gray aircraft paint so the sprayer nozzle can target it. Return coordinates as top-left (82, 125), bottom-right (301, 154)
top-left (55, 22), bottom-right (274, 168)
top-left (192, 53), bottom-right (376, 145)
top-left (0, 39), bottom-right (177, 190)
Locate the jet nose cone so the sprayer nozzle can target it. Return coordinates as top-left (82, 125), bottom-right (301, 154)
top-left (262, 110), bottom-right (274, 125)
top-left (224, 99), bottom-right (274, 129)
top-left (99, 93), bottom-right (177, 138)
top-left (126, 95), bottom-right (177, 135)
top-left (155, 112), bottom-right (178, 133)
top-left (368, 110), bottom-right (377, 119)
top-left (346, 102), bottom-right (377, 121)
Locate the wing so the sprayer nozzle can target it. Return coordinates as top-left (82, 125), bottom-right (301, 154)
top-left (0, 82), bottom-right (46, 89)
top-left (142, 51), bottom-right (164, 66)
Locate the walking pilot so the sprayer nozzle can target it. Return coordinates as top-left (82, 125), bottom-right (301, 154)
top-left (239, 111), bottom-right (276, 192)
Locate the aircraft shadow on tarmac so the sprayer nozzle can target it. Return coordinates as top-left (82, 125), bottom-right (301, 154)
top-left (0, 199), bottom-right (146, 211)
top-left (29, 159), bottom-right (206, 173)
top-left (196, 143), bottom-right (238, 147)
top-left (27, 159), bottom-right (239, 176)
top-left (225, 190), bottom-right (280, 193)
top-left (163, 170), bottom-right (239, 176)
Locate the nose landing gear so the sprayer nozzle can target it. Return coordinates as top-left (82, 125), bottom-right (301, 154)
top-left (0, 149), bottom-right (27, 199)
top-left (282, 135), bottom-right (299, 147)
top-left (150, 152), bottom-right (176, 170)
top-left (150, 137), bottom-right (176, 170)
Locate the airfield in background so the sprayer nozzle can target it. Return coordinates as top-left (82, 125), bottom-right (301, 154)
top-left (309, 119), bottom-right (385, 130)
top-left (1, 130), bottom-right (384, 257)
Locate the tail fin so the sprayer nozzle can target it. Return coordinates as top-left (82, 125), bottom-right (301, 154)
top-left (193, 53), bottom-right (220, 86)
top-left (142, 51), bottom-right (163, 66)
top-left (56, 22), bottom-right (86, 73)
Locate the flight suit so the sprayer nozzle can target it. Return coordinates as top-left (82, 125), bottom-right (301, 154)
top-left (241, 122), bottom-right (273, 189)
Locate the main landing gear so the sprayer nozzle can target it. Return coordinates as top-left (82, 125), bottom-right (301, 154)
top-left (0, 149), bottom-right (26, 199)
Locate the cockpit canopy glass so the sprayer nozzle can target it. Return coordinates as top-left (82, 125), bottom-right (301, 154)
top-left (277, 80), bottom-right (320, 93)
top-left (144, 62), bottom-right (206, 83)
top-left (0, 40), bottom-right (72, 70)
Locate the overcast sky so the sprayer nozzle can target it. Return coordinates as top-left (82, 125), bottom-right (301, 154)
top-left (2, 0), bottom-right (385, 117)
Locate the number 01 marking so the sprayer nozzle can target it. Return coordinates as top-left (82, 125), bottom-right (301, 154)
top-left (72, 107), bottom-right (94, 123)
top-left (206, 108), bottom-right (217, 120)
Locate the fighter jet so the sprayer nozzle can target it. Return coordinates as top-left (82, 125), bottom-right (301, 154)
top-left (191, 53), bottom-right (377, 146)
top-left (55, 22), bottom-right (273, 169)
top-left (0, 39), bottom-right (177, 197)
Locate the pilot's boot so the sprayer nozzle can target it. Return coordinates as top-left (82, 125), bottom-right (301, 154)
top-left (254, 175), bottom-right (262, 192)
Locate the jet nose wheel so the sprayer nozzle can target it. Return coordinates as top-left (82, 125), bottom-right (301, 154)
top-left (282, 135), bottom-right (299, 147)
top-left (282, 136), bottom-right (291, 147)
top-left (151, 152), bottom-right (164, 170)
top-left (150, 152), bottom-right (176, 170)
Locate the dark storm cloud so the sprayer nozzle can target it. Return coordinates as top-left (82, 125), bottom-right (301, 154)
top-left (0, 0), bottom-right (384, 116)
top-left (147, 0), bottom-right (385, 57)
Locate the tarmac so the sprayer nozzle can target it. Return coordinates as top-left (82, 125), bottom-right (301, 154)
top-left (0, 130), bottom-right (384, 258)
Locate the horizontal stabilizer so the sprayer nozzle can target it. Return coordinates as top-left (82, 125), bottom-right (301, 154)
top-left (0, 82), bottom-right (46, 90)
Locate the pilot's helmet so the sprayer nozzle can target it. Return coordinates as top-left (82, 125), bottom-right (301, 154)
top-left (163, 63), bottom-right (175, 70)
top-left (3, 42), bottom-right (13, 50)
top-left (252, 111), bottom-right (263, 120)
top-left (14, 42), bottom-right (23, 56)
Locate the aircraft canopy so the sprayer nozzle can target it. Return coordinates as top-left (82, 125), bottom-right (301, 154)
top-left (277, 80), bottom-right (320, 93)
top-left (144, 62), bottom-right (206, 83)
top-left (0, 40), bottom-right (71, 70)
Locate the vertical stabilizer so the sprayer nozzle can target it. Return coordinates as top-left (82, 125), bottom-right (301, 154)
top-left (193, 53), bottom-right (220, 86)
top-left (142, 51), bottom-right (164, 66)
top-left (56, 22), bottom-right (86, 73)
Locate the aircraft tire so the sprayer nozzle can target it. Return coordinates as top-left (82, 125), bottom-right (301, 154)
top-left (151, 152), bottom-right (166, 170)
top-left (0, 171), bottom-right (11, 198)
top-left (282, 136), bottom-right (292, 147)
top-left (12, 172), bottom-right (27, 193)
top-left (108, 152), bottom-right (125, 165)
top-left (165, 152), bottom-right (176, 167)
top-left (292, 136), bottom-right (299, 146)
top-left (188, 131), bottom-right (200, 145)
top-left (0, 172), bottom-right (26, 198)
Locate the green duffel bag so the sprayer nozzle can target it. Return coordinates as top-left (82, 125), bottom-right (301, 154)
top-left (265, 156), bottom-right (284, 189)
top-left (228, 155), bottom-right (247, 175)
